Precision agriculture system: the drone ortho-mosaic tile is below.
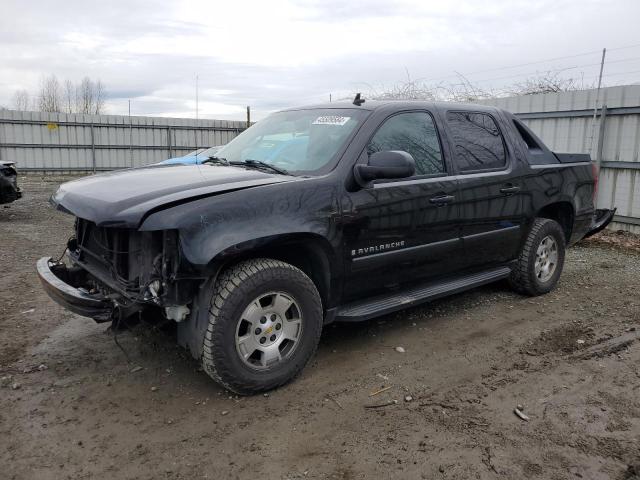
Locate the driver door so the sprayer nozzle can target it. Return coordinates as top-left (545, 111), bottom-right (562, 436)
top-left (341, 111), bottom-right (462, 302)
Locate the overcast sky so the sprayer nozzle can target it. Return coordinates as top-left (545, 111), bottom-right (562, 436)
top-left (2, 0), bottom-right (640, 120)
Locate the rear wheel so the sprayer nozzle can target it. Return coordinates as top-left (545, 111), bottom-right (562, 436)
top-left (509, 218), bottom-right (566, 296)
top-left (202, 258), bottom-right (323, 395)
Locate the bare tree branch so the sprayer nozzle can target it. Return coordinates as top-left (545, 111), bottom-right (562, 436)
top-left (94, 80), bottom-right (106, 114)
top-left (12, 89), bottom-right (30, 110)
top-left (507, 71), bottom-right (595, 96)
top-left (358, 69), bottom-right (591, 105)
top-left (78, 76), bottom-right (94, 114)
top-left (13, 75), bottom-right (107, 114)
top-left (63, 80), bottom-right (76, 114)
top-left (38, 74), bottom-right (61, 112)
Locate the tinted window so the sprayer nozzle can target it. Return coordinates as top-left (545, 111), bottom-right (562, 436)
top-left (367, 112), bottom-right (445, 176)
top-left (446, 112), bottom-right (506, 172)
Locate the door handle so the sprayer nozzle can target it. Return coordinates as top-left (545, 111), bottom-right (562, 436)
top-left (500, 185), bottom-right (520, 195)
top-left (429, 194), bottom-right (455, 205)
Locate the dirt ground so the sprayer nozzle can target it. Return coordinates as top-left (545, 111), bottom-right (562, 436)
top-left (1, 175), bottom-right (639, 480)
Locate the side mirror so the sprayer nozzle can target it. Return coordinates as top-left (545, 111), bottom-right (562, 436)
top-left (353, 151), bottom-right (415, 187)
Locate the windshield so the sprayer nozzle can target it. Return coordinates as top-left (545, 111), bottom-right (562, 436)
top-left (194, 146), bottom-right (221, 157)
top-left (213, 108), bottom-right (368, 175)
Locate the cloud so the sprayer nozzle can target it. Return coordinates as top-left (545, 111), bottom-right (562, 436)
top-left (1, 0), bottom-right (640, 119)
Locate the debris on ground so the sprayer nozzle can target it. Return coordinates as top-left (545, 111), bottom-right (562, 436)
top-left (130, 366), bottom-right (143, 373)
top-left (404, 395), bottom-right (413, 402)
top-left (364, 399), bottom-right (398, 409)
top-left (585, 229), bottom-right (640, 253)
top-left (514, 406), bottom-right (530, 422)
top-left (369, 386), bottom-right (391, 397)
top-left (327, 395), bottom-right (343, 409)
top-left (570, 331), bottom-right (640, 360)
top-left (150, 386), bottom-right (158, 392)
top-left (394, 346), bottom-right (406, 353)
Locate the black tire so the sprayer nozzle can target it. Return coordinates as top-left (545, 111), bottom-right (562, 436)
top-left (202, 258), bottom-right (323, 395)
top-left (509, 218), bottom-right (566, 296)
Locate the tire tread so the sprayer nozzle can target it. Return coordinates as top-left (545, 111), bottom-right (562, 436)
top-left (509, 218), bottom-right (565, 296)
top-left (201, 258), bottom-right (322, 394)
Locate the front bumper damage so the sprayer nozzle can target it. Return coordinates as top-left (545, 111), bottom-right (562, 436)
top-left (37, 257), bottom-right (113, 322)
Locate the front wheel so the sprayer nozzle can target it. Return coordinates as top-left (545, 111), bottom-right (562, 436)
top-left (509, 218), bottom-right (566, 296)
top-left (202, 258), bottom-right (323, 395)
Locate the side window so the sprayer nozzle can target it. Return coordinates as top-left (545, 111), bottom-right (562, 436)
top-left (446, 112), bottom-right (506, 172)
top-left (367, 112), bottom-right (445, 176)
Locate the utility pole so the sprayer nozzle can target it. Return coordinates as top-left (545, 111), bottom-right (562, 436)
top-left (195, 74), bottom-right (199, 121)
top-left (246, 106), bottom-right (251, 129)
top-left (588, 48), bottom-right (607, 209)
top-left (128, 99), bottom-right (133, 167)
top-left (588, 48), bottom-right (607, 154)
top-left (329, 93), bottom-right (332, 102)
top-left (195, 74), bottom-right (199, 157)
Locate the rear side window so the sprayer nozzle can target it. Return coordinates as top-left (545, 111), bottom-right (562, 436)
top-left (367, 112), bottom-right (445, 176)
top-left (513, 119), bottom-right (542, 152)
top-left (446, 112), bottom-right (506, 172)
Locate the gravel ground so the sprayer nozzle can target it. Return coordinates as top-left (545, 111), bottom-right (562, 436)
top-left (1, 175), bottom-right (639, 480)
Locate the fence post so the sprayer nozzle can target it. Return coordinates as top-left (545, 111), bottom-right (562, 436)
top-left (594, 104), bottom-right (607, 209)
top-left (167, 126), bottom-right (173, 158)
top-left (90, 124), bottom-right (96, 173)
top-left (246, 106), bottom-right (251, 129)
top-left (595, 104), bottom-right (607, 168)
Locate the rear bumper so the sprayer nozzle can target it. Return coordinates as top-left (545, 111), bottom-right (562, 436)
top-left (36, 257), bottom-right (113, 322)
top-left (584, 208), bottom-right (617, 239)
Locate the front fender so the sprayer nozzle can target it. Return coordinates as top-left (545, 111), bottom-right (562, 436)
top-left (139, 179), bottom-right (341, 268)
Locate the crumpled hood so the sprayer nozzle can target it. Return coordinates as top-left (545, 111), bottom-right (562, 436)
top-left (51, 163), bottom-right (294, 228)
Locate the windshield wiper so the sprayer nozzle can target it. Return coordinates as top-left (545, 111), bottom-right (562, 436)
top-left (230, 159), bottom-right (290, 176)
top-left (201, 156), bottom-right (229, 166)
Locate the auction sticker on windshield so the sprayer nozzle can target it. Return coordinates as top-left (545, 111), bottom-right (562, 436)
top-left (312, 116), bottom-right (351, 126)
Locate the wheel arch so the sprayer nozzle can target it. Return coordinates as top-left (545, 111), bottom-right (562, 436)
top-left (535, 201), bottom-right (575, 243)
top-left (208, 233), bottom-right (337, 312)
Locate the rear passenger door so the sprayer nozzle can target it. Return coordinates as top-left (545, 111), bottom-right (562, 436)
top-left (443, 110), bottom-right (526, 268)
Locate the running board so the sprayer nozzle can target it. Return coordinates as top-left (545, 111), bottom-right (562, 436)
top-left (335, 267), bottom-right (511, 322)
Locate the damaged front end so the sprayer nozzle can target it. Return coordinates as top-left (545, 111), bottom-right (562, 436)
top-left (0, 161), bottom-right (22, 204)
top-left (37, 218), bottom-right (200, 324)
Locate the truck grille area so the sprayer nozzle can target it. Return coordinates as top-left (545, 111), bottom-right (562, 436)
top-left (73, 218), bottom-right (162, 296)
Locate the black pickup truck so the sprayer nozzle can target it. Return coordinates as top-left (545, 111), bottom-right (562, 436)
top-left (38, 98), bottom-right (614, 394)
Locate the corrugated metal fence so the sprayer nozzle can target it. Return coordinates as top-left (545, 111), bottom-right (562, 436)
top-left (481, 85), bottom-right (640, 233)
top-left (1, 87), bottom-right (639, 231)
top-left (0, 110), bottom-right (247, 171)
